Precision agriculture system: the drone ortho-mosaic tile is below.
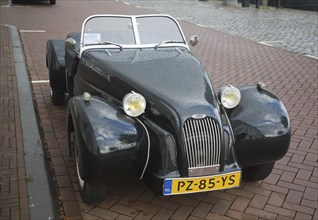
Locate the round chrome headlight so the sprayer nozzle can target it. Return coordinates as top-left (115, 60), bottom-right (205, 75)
top-left (123, 91), bottom-right (146, 117)
top-left (219, 85), bottom-right (241, 109)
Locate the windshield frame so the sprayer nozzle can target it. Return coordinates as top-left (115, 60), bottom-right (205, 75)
top-left (79, 14), bottom-right (189, 57)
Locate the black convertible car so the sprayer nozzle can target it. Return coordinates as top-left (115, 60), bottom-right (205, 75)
top-left (12, 0), bottom-right (56, 5)
top-left (46, 14), bottom-right (291, 203)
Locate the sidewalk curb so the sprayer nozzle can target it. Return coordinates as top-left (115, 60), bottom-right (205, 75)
top-left (7, 24), bottom-right (58, 220)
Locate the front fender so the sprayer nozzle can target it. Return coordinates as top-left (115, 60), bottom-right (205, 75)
top-left (67, 95), bottom-right (145, 183)
top-left (227, 85), bottom-right (291, 167)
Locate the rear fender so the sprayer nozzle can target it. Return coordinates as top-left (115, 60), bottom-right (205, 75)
top-left (46, 39), bottom-right (66, 92)
top-left (67, 96), bottom-right (145, 182)
top-left (227, 85), bottom-right (291, 167)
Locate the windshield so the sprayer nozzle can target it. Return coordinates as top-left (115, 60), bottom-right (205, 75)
top-left (81, 15), bottom-right (186, 47)
top-left (137, 16), bottom-right (184, 44)
top-left (83, 17), bottom-right (135, 45)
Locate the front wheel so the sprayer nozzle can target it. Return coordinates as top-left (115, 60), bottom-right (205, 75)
top-left (49, 0), bottom-right (56, 5)
top-left (73, 131), bottom-right (107, 203)
top-left (242, 162), bottom-right (275, 181)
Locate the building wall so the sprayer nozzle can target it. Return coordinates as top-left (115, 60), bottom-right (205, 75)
top-left (239, 0), bottom-right (318, 11)
top-left (275, 0), bottom-right (318, 11)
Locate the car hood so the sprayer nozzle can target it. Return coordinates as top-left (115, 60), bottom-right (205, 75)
top-left (83, 48), bottom-right (220, 122)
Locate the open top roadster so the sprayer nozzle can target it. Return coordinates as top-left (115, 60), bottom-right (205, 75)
top-left (46, 14), bottom-right (291, 203)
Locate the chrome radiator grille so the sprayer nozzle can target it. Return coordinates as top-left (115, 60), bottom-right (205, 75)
top-left (182, 117), bottom-right (221, 168)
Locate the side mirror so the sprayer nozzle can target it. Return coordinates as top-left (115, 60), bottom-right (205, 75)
top-left (65, 37), bottom-right (77, 49)
top-left (189, 35), bottom-right (199, 46)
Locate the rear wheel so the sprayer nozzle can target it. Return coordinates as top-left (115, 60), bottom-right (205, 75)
top-left (242, 162), bottom-right (275, 181)
top-left (73, 130), bottom-right (107, 203)
top-left (49, 0), bottom-right (56, 5)
top-left (48, 58), bottom-right (65, 105)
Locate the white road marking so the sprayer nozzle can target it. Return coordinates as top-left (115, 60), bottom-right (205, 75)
top-left (31, 80), bottom-right (50, 84)
top-left (258, 41), bottom-right (284, 47)
top-left (20, 30), bottom-right (46, 33)
top-left (304, 55), bottom-right (318, 59)
top-left (197, 24), bottom-right (208, 28)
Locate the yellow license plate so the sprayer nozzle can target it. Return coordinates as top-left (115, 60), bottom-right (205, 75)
top-left (163, 171), bottom-right (241, 195)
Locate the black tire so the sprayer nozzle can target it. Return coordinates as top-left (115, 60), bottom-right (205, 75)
top-left (51, 89), bottom-right (65, 106)
top-left (73, 130), bottom-right (106, 203)
top-left (242, 162), bottom-right (275, 181)
top-left (50, 0), bottom-right (56, 5)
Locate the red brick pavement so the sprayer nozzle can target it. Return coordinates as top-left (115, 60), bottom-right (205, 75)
top-left (0, 25), bottom-right (29, 220)
top-left (1, 0), bottom-right (317, 219)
